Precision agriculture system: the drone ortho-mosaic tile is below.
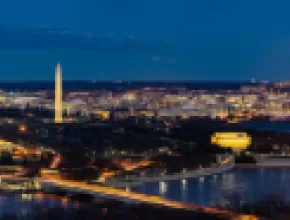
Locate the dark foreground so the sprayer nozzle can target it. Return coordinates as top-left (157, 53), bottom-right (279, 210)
top-left (0, 192), bottom-right (229, 220)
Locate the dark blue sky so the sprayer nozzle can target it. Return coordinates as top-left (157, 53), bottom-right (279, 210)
top-left (1, 0), bottom-right (290, 81)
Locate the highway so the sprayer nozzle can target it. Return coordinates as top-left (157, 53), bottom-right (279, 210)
top-left (41, 175), bottom-right (258, 220)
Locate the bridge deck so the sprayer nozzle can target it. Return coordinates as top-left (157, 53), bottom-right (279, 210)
top-left (41, 176), bottom-right (257, 220)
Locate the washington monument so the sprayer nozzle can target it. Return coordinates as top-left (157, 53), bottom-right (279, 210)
top-left (54, 63), bottom-right (63, 123)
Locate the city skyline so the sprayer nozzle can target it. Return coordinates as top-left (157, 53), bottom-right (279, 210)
top-left (0, 2), bottom-right (288, 219)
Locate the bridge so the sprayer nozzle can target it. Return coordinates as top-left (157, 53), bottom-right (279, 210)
top-left (104, 156), bottom-right (235, 188)
top-left (1, 153), bottom-right (256, 219)
top-left (41, 174), bottom-right (257, 220)
top-left (0, 165), bottom-right (257, 219)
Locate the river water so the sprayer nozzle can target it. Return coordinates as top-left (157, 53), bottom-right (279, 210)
top-left (0, 193), bottom-right (80, 215)
top-left (0, 168), bottom-right (289, 211)
top-left (238, 121), bottom-right (290, 132)
top-left (132, 168), bottom-right (290, 206)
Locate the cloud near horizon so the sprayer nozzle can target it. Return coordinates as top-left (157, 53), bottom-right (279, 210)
top-left (0, 25), bottom-right (172, 52)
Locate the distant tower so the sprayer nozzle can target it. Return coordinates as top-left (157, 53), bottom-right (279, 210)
top-left (54, 63), bottom-right (63, 123)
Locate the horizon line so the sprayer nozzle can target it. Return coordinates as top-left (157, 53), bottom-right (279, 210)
top-left (0, 79), bottom-right (272, 83)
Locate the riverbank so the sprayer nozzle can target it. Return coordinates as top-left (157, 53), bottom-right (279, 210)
top-left (104, 157), bottom-right (235, 188)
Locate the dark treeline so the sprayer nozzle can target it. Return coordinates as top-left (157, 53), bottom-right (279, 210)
top-left (0, 107), bottom-right (284, 155)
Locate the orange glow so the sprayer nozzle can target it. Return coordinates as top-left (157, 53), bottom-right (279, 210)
top-left (18, 125), bottom-right (27, 132)
top-left (114, 159), bottom-right (153, 171)
top-left (61, 197), bottom-right (68, 205)
top-left (240, 216), bottom-right (258, 220)
top-left (50, 154), bottom-right (61, 169)
top-left (35, 193), bottom-right (44, 200)
top-left (95, 110), bottom-right (110, 120)
top-left (218, 112), bottom-right (227, 120)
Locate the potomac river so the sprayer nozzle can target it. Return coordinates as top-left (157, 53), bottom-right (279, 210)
top-left (132, 167), bottom-right (290, 206)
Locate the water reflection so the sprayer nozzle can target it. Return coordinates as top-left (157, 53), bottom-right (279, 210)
top-left (259, 168), bottom-right (264, 185)
top-left (61, 197), bottom-right (68, 206)
top-left (181, 179), bottom-right (187, 190)
top-left (126, 187), bottom-right (130, 192)
top-left (21, 193), bottom-right (33, 201)
top-left (159, 181), bottom-right (167, 195)
top-left (281, 168), bottom-right (287, 182)
top-left (0, 193), bottom-right (109, 219)
top-left (198, 177), bottom-right (204, 193)
top-left (133, 168), bottom-right (290, 206)
top-left (181, 179), bottom-right (187, 201)
top-left (0, 193), bottom-right (79, 214)
top-left (212, 174), bottom-right (217, 183)
top-left (199, 176), bottom-right (204, 183)
top-left (221, 172), bottom-right (235, 190)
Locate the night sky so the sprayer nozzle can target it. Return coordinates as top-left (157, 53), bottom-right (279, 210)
top-left (1, 0), bottom-right (290, 81)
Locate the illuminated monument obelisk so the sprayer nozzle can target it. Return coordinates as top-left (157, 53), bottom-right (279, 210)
top-left (54, 63), bottom-right (63, 123)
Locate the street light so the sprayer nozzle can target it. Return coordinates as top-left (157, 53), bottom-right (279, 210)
top-left (18, 125), bottom-right (27, 133)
